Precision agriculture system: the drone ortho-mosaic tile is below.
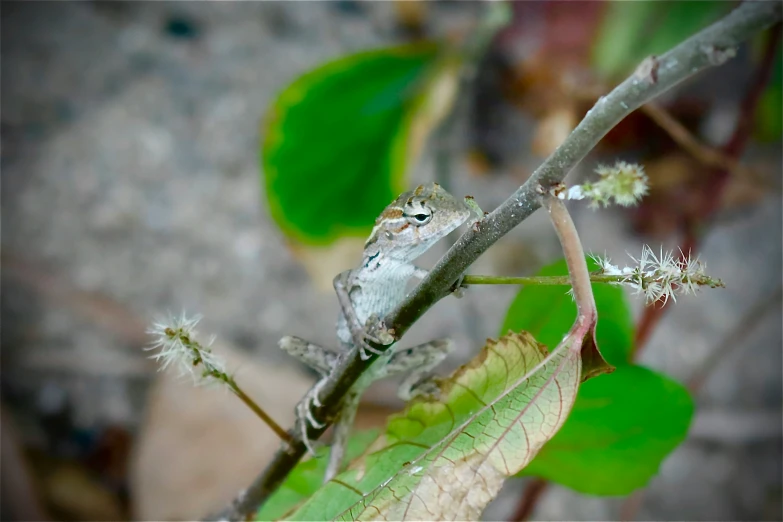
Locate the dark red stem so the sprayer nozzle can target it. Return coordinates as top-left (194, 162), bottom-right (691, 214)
top-left (510, 478), bottom-right (549, 522)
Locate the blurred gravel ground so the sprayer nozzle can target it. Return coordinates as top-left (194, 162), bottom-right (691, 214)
top-left (2, 2), bottom-right (780, 521)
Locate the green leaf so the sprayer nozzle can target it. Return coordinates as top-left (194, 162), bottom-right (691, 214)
top-left (500, 257), bottom-right (634, 366)
top-left (755, 40), bottom-right (782, 142)
top-left (592, 1), bottom-right (732, 79)
top-left (262, 43), bottom-right (442, 245)
top-left (501, 258), bottom-right (693, 494)
top-left (289, 330), bottom-right (591, 521)
top-left (256, 429), bottom-right (379, 521)
top-left (591, 1), bottom-right (661, 79)
top-left (522, 365), bottom-right (694, 495)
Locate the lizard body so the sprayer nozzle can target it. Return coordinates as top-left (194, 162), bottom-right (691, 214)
top-left (280, 182), bottom-right (478, 481)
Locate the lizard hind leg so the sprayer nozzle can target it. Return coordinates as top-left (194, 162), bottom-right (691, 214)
top-left (278, 336), bottom-right (338, 376)
top-left (388, 338), bottom-right (454, 401)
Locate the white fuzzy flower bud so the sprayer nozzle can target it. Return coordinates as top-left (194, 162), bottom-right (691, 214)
top-left (562, 161), bottom-right (649, 208)
top-left (592, 246), bottom-right (715, 305)
top-left (145, 312), bottom-right (226, 386)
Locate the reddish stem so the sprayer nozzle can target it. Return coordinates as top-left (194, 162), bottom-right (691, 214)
top-left (510, 478), bottom-right (549, 522)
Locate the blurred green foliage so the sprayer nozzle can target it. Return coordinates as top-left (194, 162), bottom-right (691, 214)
top-left (755, 41), bottom-right (782, 142)
top-left (502, 258), bottom-right (694, 495)
top-left (521, 364), bottom-right (694, 495)
top-left (592, 1), bottom-right (733, 79)
top-left (262, 43), bottom-right (440, 245)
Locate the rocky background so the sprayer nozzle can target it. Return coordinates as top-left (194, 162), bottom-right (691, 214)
top-left (2, 2), bottom-right (781, 521)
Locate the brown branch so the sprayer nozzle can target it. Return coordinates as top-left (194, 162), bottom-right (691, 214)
top-left (226, 378), bottom-right (295, 447)
top-left (571, 67), bottom-right (774, 190)
top-left (222, 5), bottom-right (782, 520)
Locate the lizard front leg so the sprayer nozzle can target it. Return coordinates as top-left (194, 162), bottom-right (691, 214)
top-left (333, 270), bottom-right (393, 360)
top-left (413, 265), bottom-right (467, 299)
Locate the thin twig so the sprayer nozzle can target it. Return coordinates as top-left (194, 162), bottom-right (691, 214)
top-left (463, 273), bottom-right (724, 288)
top-left (569, 86), bottom-right (761, 185)
top-left (572, 79), bottom-right (775, 190)
top-left (620, 287), bottom-right (782, 522)
top-left (540, 191), bottom-right (611, 385)
top-left (226, 377), bottom-right (295, 446)
top-left (507, 194), bottom-right (604, 522)
top-left (620, 286), bottom-right (783, 520)
top-left (222, 4), bottom-right (781, 519)
top-left (639, 102), bottom-right (755, 180)
top-left (465, 274), bottom-right (589, 285)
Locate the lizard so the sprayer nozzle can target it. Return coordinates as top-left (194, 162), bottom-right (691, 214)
top-left (279, 182), bottom-right (481, 482)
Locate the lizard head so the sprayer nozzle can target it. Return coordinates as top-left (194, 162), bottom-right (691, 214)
top-left (364, 182), bottom-right (471, 262)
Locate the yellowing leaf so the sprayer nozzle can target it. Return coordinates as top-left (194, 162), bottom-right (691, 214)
top-left (285, 327), bottom-right (603, 521)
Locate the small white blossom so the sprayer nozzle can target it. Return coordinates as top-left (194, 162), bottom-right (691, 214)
top-left (589, 252), bottom-right (620, 275)
top-left (562, 161), bottom-right (649, 208)
top-left (145, 314), bottom-right (293, 445)
top-left (592, 246), bottom-right (715, 305)
top-left (146, 312), bottom-right (226, 385)
top-left (562, 185), bottom-right (586, 201)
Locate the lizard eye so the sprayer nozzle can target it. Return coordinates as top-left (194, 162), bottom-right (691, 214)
top-left (407, 212), bottom-right (432, 225)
